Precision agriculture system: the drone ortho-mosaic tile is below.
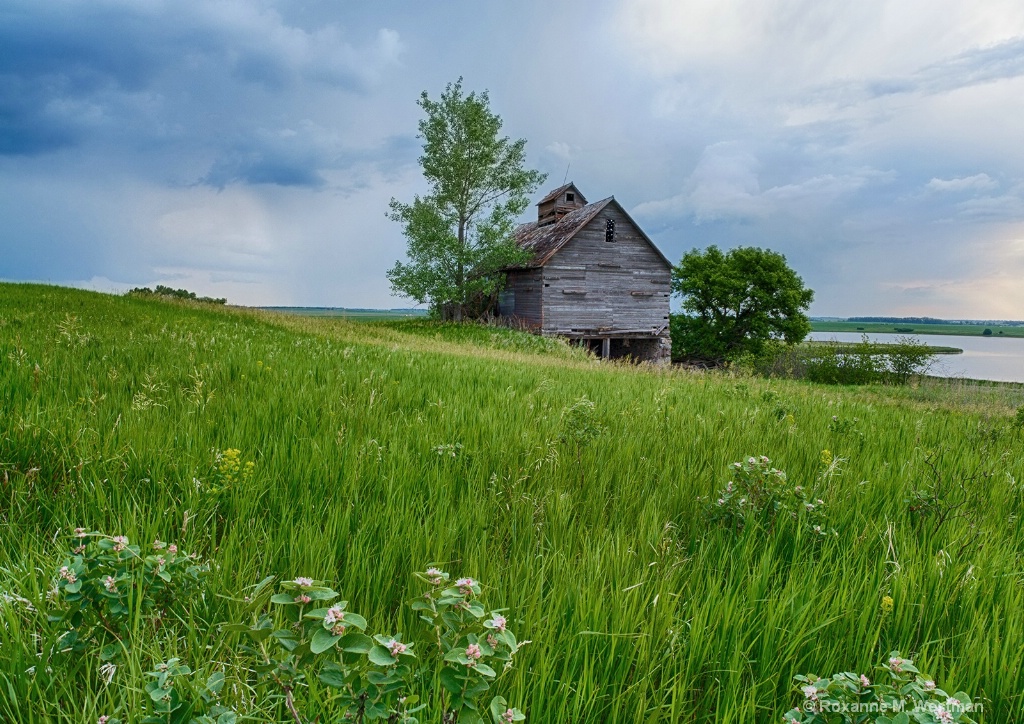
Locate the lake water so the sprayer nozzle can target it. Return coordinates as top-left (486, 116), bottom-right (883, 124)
top-left (806, 331), bottom-right (1024, 384)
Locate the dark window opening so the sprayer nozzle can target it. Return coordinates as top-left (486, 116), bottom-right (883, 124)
top-left (605, 218), bottom-right (615, 242)
top-left (566, 193), bottom-right (575, 202)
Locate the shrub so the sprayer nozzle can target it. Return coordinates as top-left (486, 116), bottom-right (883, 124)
top-left (141, 659), bottom-right (236, 724)
top-left (707, 456), bottom-right (833, 538)
top-left (228, 569), bottom-right (526, 724)
top-left (783, 650), bottom-right (981, 723)
top-left (51, 531), bottom-right (210, 659)
top-left (129, 286), bottom-right (227, 305)
top-left (803, 336), bottom-right (935, 386)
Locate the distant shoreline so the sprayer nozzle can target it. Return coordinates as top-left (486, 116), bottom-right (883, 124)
top-left (801, 339), bottom-right (963, 355)
top-left (810, 321), bottom-right (1024, 339)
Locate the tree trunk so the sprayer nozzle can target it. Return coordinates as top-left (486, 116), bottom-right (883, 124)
top-left (454, 215), bottom-right (467, 322)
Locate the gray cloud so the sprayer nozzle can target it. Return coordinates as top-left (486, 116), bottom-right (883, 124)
top-left (801, 36), bottom-right (1024, 109)
top-left (2, 0), bottom-right (1024, 317)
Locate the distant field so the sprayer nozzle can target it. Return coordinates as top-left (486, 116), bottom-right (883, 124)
top-left (261, 306), bottom-right (429, 321)
top-left (811, 320), bottom-right (1024, 338)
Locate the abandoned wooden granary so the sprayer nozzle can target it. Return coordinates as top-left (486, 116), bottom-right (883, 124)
top-left (498, 183), bottom-right (672, 361)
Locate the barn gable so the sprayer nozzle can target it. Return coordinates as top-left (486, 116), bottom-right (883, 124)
top-left (501, 184), bottom-right (673, 362)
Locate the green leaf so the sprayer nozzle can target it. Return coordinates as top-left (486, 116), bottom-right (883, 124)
top-left (270, 593), bottom-right (296, 605)
top-left (891, 713), bottom-right (909, 724)
top-left (475, 663), bottom-right (497, 678)
top-left (318, 663), bottom-right (347, 688)
top-left (489, 697), bottom-right (508, 723)
top-left (344, 612), bottom-right (368, 630)
top-left (440, 667), bottom-right (463, 695)
top-left (205, 671), bottom-right (225, 695)
top-left (368, 646), bottom-right (398, 666)
top-left (465, 678), bottom-right (490, 698)
top-left (308, 587), bottom-right (339, 601)
top-left (459, 707), bottom-right (483, 724)
top-left (366, 701), bottom-right (388, 720)
top-left (310, 626), bottom-right (341, 654)
top-left (340, 632), bottom-right (374, 654)
top-left (216, 712), bottom-right (237, 724)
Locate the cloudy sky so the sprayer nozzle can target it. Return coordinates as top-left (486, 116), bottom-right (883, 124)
top-left (2, 0), bottom-right (1023, 317)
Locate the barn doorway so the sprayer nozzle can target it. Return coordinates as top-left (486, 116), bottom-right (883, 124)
top-left (580, 337), bottom-right (664, 362)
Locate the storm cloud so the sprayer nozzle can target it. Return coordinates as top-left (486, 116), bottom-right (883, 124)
top-left (1, 0), bottom-right (1023, 316)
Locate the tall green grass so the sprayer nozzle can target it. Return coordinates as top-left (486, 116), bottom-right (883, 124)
top-left (1, 283), bottom-right (1022, 722)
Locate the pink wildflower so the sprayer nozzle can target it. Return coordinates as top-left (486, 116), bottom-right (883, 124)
top-left (167, 543), bottom-right (178, 555)
top-left (111, 536), bottom-right (128, 552)
top-left (456, 577), bottom-right (475, 594)
top-left (387, 639), bottom-right (407, 657)
top-left (935, 707), bottom-right (954, 724)
top-left (924, 680), bottom-right (936, 691)
top-left (294, 594), bottom-right (312, 605)
top-left (860, 675), bottom-right (870, 687)
top-left (502, 709), bottom-right (515, 723)
top-left (487, 634), bottom-right (499, 648)
top-left (59, 566), bottom-right (76, 584)
top-left (888, 657), bottom-right (904, 672)
top-left (74, 528), bottom-right (87, 538)
top-left (801, 685), bottom-right (818, 701)
top-left (465, 643), bottom-right (482, 665)
top-left (717, 498), bottom-right (725, 506)
top-left (98, 717), bottom-right (110, 724)
top-left (293, 577), bottom-right (314, 588)
top-left (156, 556), bottom-right (166, 568)
top-left (103, 576), bottom-right (117, 593)
top-left (325, 605), bottom-right (346, 634)
top-left (426, 567), bottom-right (445, 586)
top-left (153, 539), bottom-right (166, 550)
top-left (490, 614), bottom-right (507, 631)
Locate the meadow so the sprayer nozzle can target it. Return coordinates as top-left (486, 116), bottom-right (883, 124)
top-left (1, 283), bottom-right (1023, 723)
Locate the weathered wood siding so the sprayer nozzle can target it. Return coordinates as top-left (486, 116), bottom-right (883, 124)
top-left (500, 269), bottom-right (544, 327)
top-left (540, 206), bottom-right (670, 334)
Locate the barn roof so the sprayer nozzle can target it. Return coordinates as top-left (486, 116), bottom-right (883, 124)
top-left (536, 182), bottom-right (587, 205)
top-left (510, 197), bottom-right (673, 269)
top-left (512, 198), bottom-right (611, 267)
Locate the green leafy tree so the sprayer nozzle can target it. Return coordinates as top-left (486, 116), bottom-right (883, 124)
top-left (671, 245), bottom-right (813, 364)
top-left (387, 79), bottom-right (546, 321)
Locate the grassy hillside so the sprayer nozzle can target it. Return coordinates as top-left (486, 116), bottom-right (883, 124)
top-left (1, 283), bottom-right (1023, 723)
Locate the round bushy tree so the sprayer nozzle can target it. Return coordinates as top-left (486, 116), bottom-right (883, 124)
top-left (671, 245), bottom-right (813, 364)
